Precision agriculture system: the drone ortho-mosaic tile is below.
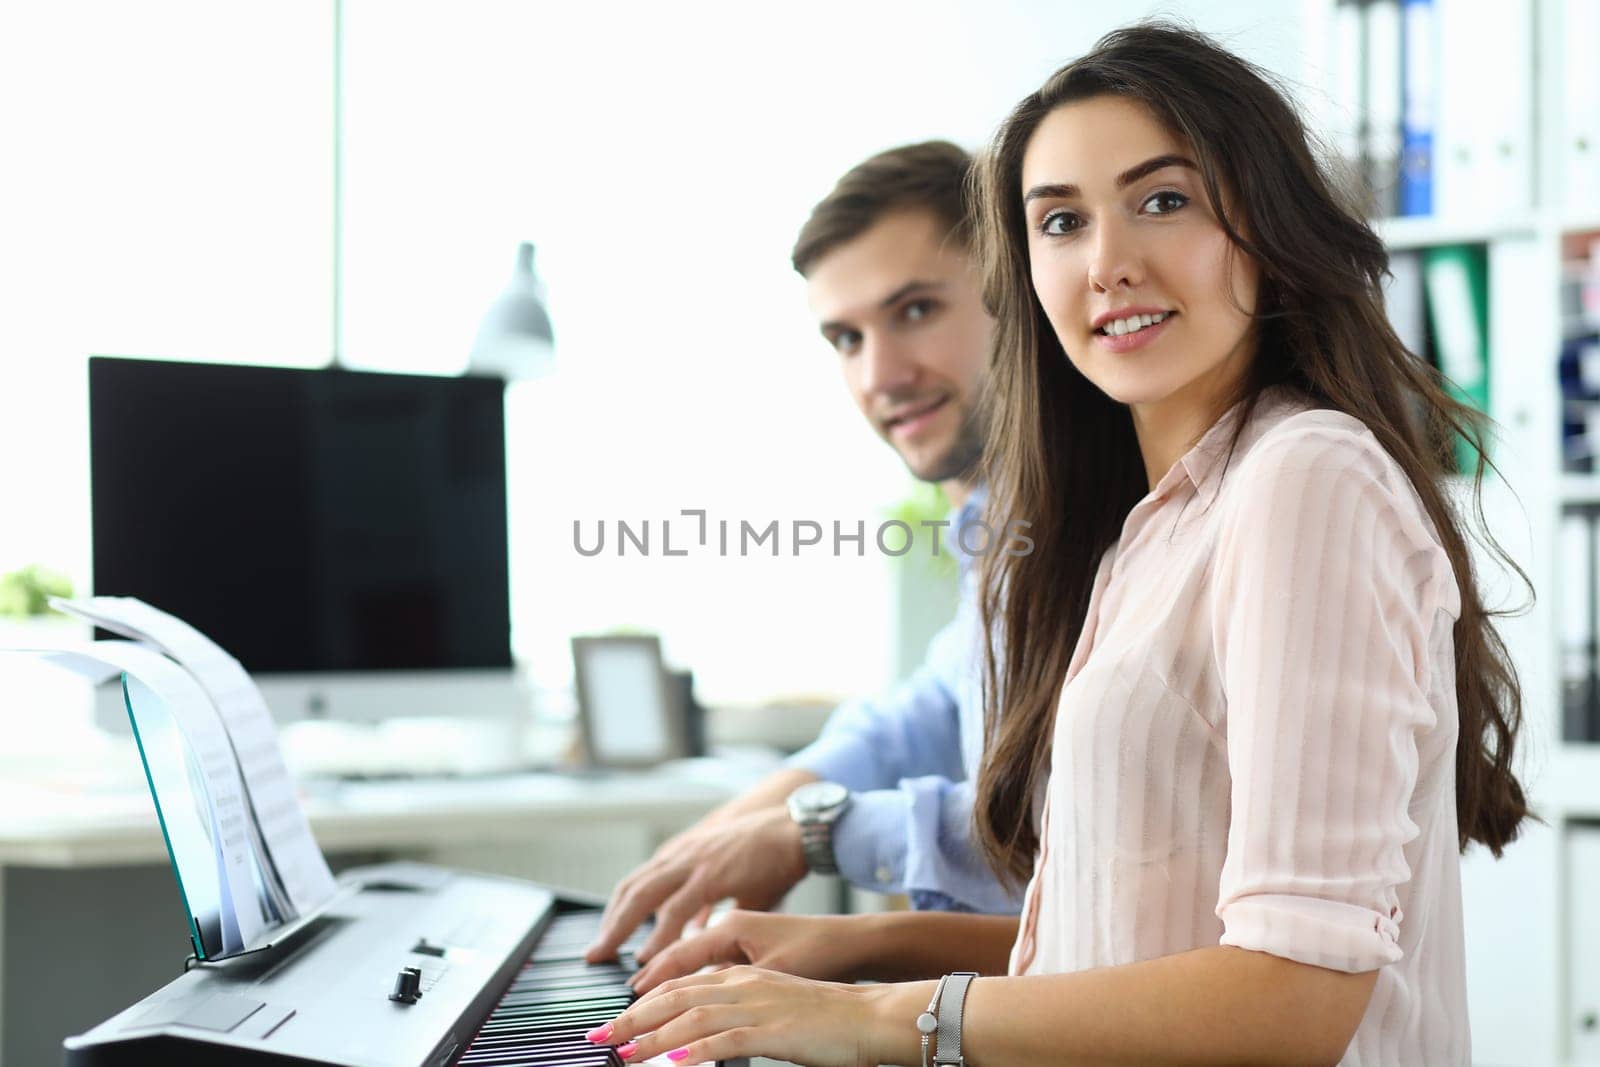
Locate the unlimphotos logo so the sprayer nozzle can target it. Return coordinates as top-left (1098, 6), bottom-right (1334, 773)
top-left (572, 510), bottom-right (1034, 559)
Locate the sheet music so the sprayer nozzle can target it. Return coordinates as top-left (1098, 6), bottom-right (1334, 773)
top-left (51, 596), bottom-right (337, 914)
top-left (15, 640), bottom-right (270, 953)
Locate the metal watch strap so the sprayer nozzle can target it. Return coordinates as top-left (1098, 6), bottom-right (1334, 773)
top-left (931, 971), bottom-right (978, 1066)
top-left (916, 975), bottom-right (948, 1067)
top-left (798, 821), bottom-right (839, 875)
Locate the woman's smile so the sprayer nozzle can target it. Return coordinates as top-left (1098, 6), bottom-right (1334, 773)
top-left (1093, 309), bottom-right (1176, 353)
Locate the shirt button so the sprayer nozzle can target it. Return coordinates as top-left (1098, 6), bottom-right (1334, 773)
top-left (875, 865), bottom-right (893, 885)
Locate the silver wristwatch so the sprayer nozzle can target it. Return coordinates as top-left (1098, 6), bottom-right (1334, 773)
top-left (785, 780), bottom-right (850, 875)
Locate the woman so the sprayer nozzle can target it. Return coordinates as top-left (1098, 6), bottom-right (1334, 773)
top-left (587, 22), bottom-right (1529, 1066)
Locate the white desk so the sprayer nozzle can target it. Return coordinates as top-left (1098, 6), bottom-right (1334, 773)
top-left (0, 761), bottom-right (763, 868)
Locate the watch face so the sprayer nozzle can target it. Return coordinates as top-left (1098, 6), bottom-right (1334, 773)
top-left (792, 780), bottom-right (848, 815)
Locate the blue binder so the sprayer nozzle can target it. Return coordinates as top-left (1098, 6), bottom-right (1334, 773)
top-left (1400, 0), bottom-right (1437, 216)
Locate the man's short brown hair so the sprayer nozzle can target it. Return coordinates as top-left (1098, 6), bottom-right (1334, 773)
top-left (790, 140), bottom-right (974, 277)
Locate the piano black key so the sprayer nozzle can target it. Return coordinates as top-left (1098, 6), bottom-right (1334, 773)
top-left (459, 1026), bottom-right (621, 1059)
top-left (473, 1019), bottom-right (608, 1036)
top-left (476, 1004), bottom-right (627, 1017)
top-left (502, 973), bottom-right (634, 995)
top-left (482, 998), bottom-right (628, 1017)
top-left (493, 988), bottom-right (633, 1010)
top-left (460, 1039), bottom-right (620, 1060)
top-left (476, 1012), bottom-right (624, 1035)
top-left (508, 966), bottom-right (630, 986)
top-left (481, 1011), bottom-right (631, 1033)
top-left (489, 999), bottom-right (630, 1018)
top-left (461, 1027), bottom-right (626, 1055)
top-left (457, 1052), bottom-right (619, 1066)
top-left (459, 1041), bottom-right (624, 1061)
top-left (477, 1005), bottom-right (630, 1029)
top-left (469, 1024), bottom-right (614, 1045)
top-left (492, 993), bottom-right (629, 1013)
top-left (476, 1006), bottom-right (623, 1029)
top-left (512, 965), bottom-right (630, 979)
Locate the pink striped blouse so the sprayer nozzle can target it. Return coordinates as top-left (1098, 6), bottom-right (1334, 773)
top-left (1008, 390), bottom-right (1470, 1064)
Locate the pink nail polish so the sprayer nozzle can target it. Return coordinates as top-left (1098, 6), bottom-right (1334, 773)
top-left (616, 1041), bottom-right (639, 1060)
top-left (667, 1048), bottom-right (691, 1062)
top-left (584, 1023), bottom-right (612, 1043)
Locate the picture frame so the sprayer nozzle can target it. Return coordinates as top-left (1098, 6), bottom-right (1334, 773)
top-left (570, 634), bottom-right (690, 768)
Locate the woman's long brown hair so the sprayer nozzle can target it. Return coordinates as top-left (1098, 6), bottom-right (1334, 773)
top-left (972, 21), bottom-right (1532, 889)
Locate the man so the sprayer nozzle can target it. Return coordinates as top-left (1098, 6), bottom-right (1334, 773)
top-left (585, 141), bottom-right (1018, 967)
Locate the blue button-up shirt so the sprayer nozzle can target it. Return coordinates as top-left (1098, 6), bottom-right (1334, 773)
top-left (785, 489), bottom-right (1021, 914)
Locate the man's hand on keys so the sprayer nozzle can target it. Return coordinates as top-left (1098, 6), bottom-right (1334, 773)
top-left (585, 805), bottom-right (809, 965)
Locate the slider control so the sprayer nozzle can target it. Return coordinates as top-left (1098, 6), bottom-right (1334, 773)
top-left (389, 966), bottom-right (423, 1004)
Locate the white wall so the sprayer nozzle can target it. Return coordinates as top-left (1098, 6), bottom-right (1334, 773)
top-left (0, 0), bottom-right (1308, 705)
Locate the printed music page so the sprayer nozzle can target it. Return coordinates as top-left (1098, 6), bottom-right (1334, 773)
top-left (24, 640), bottom-right (270, 953)
top-left (52, 596), bottom-right (338, 914)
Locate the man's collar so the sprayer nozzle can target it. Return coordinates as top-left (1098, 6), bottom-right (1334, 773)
top-left (948, 483), bottom-right (988, 565)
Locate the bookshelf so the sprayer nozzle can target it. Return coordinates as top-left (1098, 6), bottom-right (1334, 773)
top-left (1560, 474), bottom-right (1600, 507)
top-left (1304, 0), bottom-right (1599, 1062)
top-left (1374, 214), bottom-right (1539, 251)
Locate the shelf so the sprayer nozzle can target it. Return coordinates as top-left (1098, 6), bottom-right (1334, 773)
top-left (1372, 213), bottom-right (1600, 249)
top-left (1561, 475), bottom-right (1600, 505)
top-left (1541, 743), bottom-right (1600, 820)
top-left (1373, 214), bottom-right (1539, 251)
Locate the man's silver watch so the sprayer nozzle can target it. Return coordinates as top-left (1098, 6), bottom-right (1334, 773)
top-left (785, 781), bottom-right (851, 875)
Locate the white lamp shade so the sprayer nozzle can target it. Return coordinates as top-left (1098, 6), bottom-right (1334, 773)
top-left (469, 241), bottom-right (555, 380)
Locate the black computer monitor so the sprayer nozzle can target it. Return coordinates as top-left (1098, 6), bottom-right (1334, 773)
top-left (89, 356), bottom-right (516, 721)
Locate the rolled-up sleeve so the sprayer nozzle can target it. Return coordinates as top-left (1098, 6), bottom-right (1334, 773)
top-left (1209, 430), bottom-right (1456, 974)
top-left (784, 598), bottom-right (1018, 912)
top-left (831, 775), bottom-right (1024, 914)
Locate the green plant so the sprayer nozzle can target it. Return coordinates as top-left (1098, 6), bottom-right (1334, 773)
top-left (886, 481), bottom-right (958, 576)
top-left (0, 564), bottom-right (73, 618)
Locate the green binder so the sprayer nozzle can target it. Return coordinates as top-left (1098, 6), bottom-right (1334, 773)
top-left (1421, 244), bottom-right (1490, 473)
